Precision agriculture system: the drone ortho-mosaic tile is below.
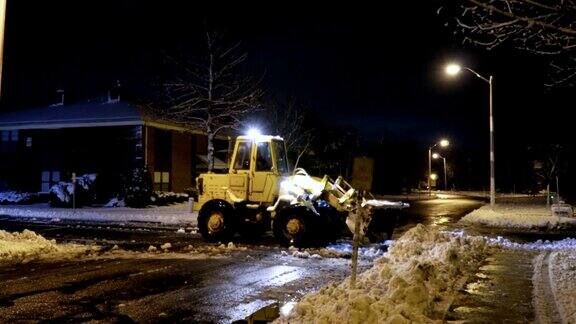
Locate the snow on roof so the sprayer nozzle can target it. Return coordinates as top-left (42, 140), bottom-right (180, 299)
top-left (0, 99), bottom-right (145, 130)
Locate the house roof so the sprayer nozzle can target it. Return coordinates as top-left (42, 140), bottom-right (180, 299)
top-left (0, 99), bottom-right (203, 134)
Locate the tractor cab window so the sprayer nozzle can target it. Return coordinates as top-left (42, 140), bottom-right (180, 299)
top-left (256, 142), bottom-right (273, 171)
top-left (233, 141), bottom-right (252, 170)
top-left (273, 140), bottom-right (289, 175)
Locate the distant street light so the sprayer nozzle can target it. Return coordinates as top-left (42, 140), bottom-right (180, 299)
top-left (445, 62), bottom-right (495, 206)
top-left (428, 139), bottom-right (449, 196)
top-left (433, 153), bottom-right (448, 190)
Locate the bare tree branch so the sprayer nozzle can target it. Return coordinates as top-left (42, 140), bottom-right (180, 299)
top-left (443, 0), bottom-right (576, 85)
top-left (150, 31), bottom-right (263, 171)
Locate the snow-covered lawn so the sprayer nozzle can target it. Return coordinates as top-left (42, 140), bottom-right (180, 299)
top-left (460, 204), bottom-right (576, 229)
top-left (275, 225), bottom-right (493, 323)
top-left (0, 229), bottom-right (95, 265)
top-left (0, 202), bottom-right (197, 226)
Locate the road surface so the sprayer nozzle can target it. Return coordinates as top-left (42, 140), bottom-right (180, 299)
top-left (0, 197), bottom-right (483, 323)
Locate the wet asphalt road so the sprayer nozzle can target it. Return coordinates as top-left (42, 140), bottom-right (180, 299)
top-left (0, 197), bottom-right (485, 323)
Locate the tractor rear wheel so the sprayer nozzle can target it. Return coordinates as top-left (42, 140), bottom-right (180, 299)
top-left (198, 200), bottom-right (235, 242)
top-left (273, 207), bottom-right (313, 247)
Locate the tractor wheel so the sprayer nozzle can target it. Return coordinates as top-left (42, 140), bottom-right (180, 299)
top-left (198, 200), bottom-right (235, 242)
top-left (273, 207), bottom-right (313, 247)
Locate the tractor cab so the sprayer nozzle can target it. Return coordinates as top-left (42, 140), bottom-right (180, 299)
top-left (226, 135), bottom-right (290, 204)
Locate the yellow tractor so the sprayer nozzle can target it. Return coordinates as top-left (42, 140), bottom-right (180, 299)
top-left (194, 134), bottom-right (407, 246)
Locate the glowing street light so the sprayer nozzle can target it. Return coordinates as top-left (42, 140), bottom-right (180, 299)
top-left (445, 62), bottom-right (495, 206)
top-left (430, 173), bottom-right (438, 181)
top-left (432, 152), bottom-right (448, 190)
top-left (428, 139), bottom-right (449, 196)
top-left (445, 64), bottom-right (462, 76)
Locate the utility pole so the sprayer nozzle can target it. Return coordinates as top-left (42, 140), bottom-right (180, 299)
top-left (0, 0), bottom-right (7, 97)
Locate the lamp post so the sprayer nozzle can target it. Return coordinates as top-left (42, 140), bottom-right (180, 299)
top-left (428, 139), bottom-right (449, 196)
top-left (433, 153), bottom-right (448, 190)
top-left (0, 0), bottom-right (6, 97)
top-left (446, 63), bottom-right (495, 206)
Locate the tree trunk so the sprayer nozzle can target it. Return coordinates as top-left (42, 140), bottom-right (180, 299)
top-left (207, 131), bottom-right (215, 173)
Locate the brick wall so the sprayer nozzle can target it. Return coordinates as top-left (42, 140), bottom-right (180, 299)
top-left (171, 132), bottom-right (192, 192)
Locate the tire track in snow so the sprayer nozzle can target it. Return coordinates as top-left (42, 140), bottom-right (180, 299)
top-left (533, 251), bottom-right (562, 324)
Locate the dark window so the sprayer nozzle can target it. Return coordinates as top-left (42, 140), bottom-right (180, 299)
top-left (256, 142), bottom-right (273, 171)
top-left (41, 171), bottom-right (60, 192)
top-left (1, 130), bottom-right (18, 142)
top-left (233, 142), bottom-right (252, 170)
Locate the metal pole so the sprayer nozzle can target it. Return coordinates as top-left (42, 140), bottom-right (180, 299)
top-left (489, 76), bottom-right (495, 206)
top-left (428, 147), bottom-right (432, 196)
top-left (443, 157), bottom-right (447, 191)
top-left (0, 0), bottom-right (7, 97)
top-left (72, 172), bottom-right (76, 213)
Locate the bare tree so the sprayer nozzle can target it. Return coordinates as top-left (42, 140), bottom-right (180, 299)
top-left (532, 144), bottom-right (564, 205)
top-left (158, 31), bottom-right (262, 171)
top-left (442, 0), bottom-right (576, 85)
top-left (264, 97), bottom-right (314, 169)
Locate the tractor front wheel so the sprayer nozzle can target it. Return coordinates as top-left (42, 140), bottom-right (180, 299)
top-left (198, 200), bottom-right (235, 242)
top-left (273, 207), bottom-right (313, 247)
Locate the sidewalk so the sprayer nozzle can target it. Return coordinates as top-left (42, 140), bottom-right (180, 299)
top-left (0, 203), bottom-right (198, 226)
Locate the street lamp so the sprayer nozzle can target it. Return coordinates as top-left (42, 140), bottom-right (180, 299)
top-left (432, 152), bottom-right (448, 190)
top-left (428, 139), bottom-right (449, 196)
top-left (445, 62), bottom-right (495, 206)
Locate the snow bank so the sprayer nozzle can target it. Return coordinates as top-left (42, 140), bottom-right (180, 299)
top-left (545, 250), bottom-right (576, 323)
top-left (285, 242), bottom-right (389, 260)
top-left (0, 229), bottom-right (94, 265)
top-left (0, 202), bottom-right (197, 225)
top-left (276, 224), bottom-right (492, 323)
top-left (0, 191), bottom-right (38, 205)
top-left (460, 204), bottom-right (576, 229)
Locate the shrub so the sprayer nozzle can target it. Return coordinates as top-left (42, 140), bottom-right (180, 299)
top-left (0, 191), bottom-right (40, 205)
top-left (49, 174), bottom-right (97, 208)
top-left (124, 166), bottom-right (153, 208)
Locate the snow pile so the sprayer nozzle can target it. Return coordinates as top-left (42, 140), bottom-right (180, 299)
top-left (0, 229), bottom-right (94, 265)
top-left (285, 242), bottom-right (389, 260)
top-left (543, 250), bottom-right (576, 323)
top-left (50, 173), bottom-right (97, 204)
top-left (486, 235), bottom-right (576, 250)
top-left (0, 191), bottom-right (37, 205)
top-left (187, 241), bottom-right (247, 255)
top-left (276, 224), bottom-right (492, 323)
top-left (104, 197), bottom-right (126, 207)
top-left (460, 204), bottom-right (576, 229)
top-left (532, 250), bottom-right (576, 323)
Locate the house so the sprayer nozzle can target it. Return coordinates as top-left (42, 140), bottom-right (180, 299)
top-left (0, 94), bottom-right (229, 195)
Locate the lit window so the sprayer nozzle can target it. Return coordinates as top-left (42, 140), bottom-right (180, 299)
top-left (154, 171), bottom-right (170, 191)
top-left (10, 130), bottom-right (18, 142)
top-left (26, 137), bottom-right (32, 147)
top-left (1, 131), bottom-right (8, 142)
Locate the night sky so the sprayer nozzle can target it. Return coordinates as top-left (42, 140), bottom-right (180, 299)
top-left (1, 1), bottom-right (573, 176)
